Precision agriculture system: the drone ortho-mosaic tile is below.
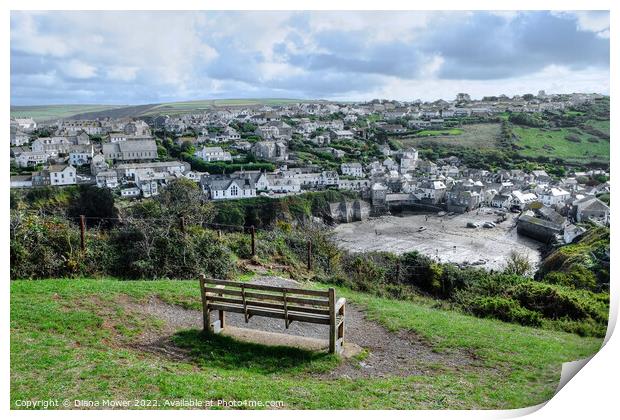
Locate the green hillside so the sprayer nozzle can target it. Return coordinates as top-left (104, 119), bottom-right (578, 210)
top-left (10, 104), bottom-right (125, 122)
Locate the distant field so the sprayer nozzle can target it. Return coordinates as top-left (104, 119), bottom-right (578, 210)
top-left (10, 105), bottom-right (124, 122)
top-left (12, 99), bottom-right (321, 121)
top-left (399, 123), bottom-right (501, 149)
top-left (513, 126), bottom-right (609, 163)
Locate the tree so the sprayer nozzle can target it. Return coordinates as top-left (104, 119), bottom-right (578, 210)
top-left (504, 251), bottom-right (533, 277)
top-left (155, 178), bottom-right (214, 226)
top-left (180, 140), bottom-right (196, 155)
top-left (67, 185), bottom-right (119, 228)
top-left (157, 145), bottom-right (168, 158)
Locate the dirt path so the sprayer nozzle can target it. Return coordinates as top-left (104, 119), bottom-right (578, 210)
top-left (127, 276), bottom-right (478, 378)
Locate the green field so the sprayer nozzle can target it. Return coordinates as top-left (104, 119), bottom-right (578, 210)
top-left (513, 126), bottom-right (609, 163)
top-left (400, 123), bottom-right (501, 149)
top-left (415, 128), bottom-right (464, 136)
top-left (10, 105), bottom-right (125, 122)
top-left (585, 119), bottom-right (610, 136)
top-left (11, 278), bottom-right (602, 409)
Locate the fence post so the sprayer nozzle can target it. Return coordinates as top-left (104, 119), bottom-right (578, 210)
top-left (307, 240), bottom-right (312, 271)
top-left (251, 225), bottom-right (256, 256)
top-left (396, 261), bottom-right (401, 283)
top-left (79, 215), bottom-right (86, 251)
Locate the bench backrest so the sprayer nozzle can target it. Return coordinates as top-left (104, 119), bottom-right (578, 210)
top-left (199, 276), bottom-right (334, 325)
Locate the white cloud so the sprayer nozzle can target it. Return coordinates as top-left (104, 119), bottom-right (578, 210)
top-left (63, 59), bottom-right (97, 79)
top-left (11, 13), bottom-right (72, 57)
top-left (10, 11), bottom-right (610, 105)
top-left (106, 66), bottom-right (139, 82)
top-left (553, 11), bottom-right (610, 38)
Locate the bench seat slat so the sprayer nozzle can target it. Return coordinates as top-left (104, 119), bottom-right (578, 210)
top-left (206, 295), bottom-right (331, 315)
top-left (207, 302), bottom-right (333, 325)
top-left (205, 287), bottom-right (329, 307)
top-left (204, 278), bottom-right (329, 297)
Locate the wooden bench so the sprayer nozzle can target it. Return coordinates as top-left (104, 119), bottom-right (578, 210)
top-left (198, 275), bottom-right (346, 354)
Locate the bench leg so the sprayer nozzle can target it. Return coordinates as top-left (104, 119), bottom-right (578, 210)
top-left (219, 309), bottom-right (225, 329)
top-left (210, 310), bottom-right (224, 334)
top-left (328, 288), bottom-right (337, 354)
top-left (336, 304), bottom-right (345, 354)
top-left (205, 308), bottom-right (213, 333)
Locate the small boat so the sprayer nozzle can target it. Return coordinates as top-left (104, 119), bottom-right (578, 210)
top-left (418, 226), bottom-right (427, 232)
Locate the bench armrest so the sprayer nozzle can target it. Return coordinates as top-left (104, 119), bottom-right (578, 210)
top-left (335, 297), bottom-right (346, 312)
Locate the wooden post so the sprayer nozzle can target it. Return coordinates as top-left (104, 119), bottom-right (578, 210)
top-left (337, 301), bottom-right (345, 352)
top-left (79, 215), bottom-right (86, 251)
top-left (307, 240), bottom-right (312, 271)
top-left (396, 261), bottom-right (401, 283)
top-left (328, 287), bottom-right (336, 354)
top-left (217, 230), bottom-right (222, 239)
top-left (250, 225), bottom-right (256, 256)
top-left (198, 274), bottom-right (209, 332)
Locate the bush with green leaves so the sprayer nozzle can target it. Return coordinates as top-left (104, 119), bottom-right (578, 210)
top-left (468, 296), bottom-right (543, 327)
top-left (508, 281), bottom-right (608, 323)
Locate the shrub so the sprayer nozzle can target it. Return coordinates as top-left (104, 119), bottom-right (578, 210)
top-left (468, 296), bottom-right (543, 327)
top-left (509, 281), bottom-right (608, 323)
top-left (543, 266), bottom-right (597, 290)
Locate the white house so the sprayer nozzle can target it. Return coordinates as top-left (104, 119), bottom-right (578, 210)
top-left (15, 151), bottom-right (49, 168)
top-left (201, 174), bottom-right (257, 200)
top-left (330, 129), bottom-right (354, 140)
top-left (69, 145), bottom-right (94, 166)
top-left (10, 128), bottom-right (30, 146)
top-left (511, 191), bottom-right (538, 209)
top-left (121, 187), bottom-right (141, 198)
top-left (539, 187), bottom-right (571, 207)
top-left (96, 170), bottom-right (119, 189)
top-left (12, 118), bottom-right (37, 132)
top-left (32, 164), bottom-right (77, 186)
top-left (341, 162), bottom-right (364, 178)
top-left (194, 146), bottom-right (232, 162)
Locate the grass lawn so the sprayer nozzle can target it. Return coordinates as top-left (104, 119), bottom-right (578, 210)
top-left (415, 128), bottom-right (464, 136)
top-left (400, 123), bottom-right (501, 149)
top-left (513, 126), bottom-right (609, 164)
top-left (10, 278), bottom-right (603, 409)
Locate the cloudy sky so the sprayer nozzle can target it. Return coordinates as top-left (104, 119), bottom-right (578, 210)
top-left (10, 10), bottom-right (610, 105)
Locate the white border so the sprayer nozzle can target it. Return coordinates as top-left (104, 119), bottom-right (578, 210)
top-left (2, 1), bottom-right (617, 419)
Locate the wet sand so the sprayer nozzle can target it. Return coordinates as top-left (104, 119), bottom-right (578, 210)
top-left (332, 208), bottom-right (542, 271)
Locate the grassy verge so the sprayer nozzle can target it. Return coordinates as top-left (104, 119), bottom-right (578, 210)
top-left (513, 126), bottom-right (609, 163)
top-left (11, 278), bottom-right (603, 409)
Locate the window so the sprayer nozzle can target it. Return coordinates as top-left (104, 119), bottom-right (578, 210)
top-left (230, 184), bottom-right (238, 196)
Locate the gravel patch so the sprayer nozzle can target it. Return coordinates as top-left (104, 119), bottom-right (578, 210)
top-left (126, 276), bottom-right (478, 378)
